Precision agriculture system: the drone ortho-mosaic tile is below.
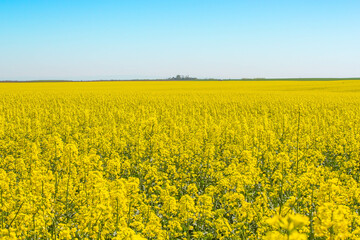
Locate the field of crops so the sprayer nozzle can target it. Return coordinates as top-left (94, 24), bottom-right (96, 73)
top-left (1, 81), bottom-right (360, 239)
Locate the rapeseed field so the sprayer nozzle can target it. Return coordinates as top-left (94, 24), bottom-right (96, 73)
top-left (1, 81), bottom-right (360, 239)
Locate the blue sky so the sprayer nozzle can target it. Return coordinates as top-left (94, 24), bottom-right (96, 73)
top-left (0, 0), bottom-right (359, 80)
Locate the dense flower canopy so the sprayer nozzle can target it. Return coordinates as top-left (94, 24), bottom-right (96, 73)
top-left (1, 81), bottom-right (360, 239)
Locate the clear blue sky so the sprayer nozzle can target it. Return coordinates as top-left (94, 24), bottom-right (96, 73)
top-left (1, 0), bottom-right (359, 80)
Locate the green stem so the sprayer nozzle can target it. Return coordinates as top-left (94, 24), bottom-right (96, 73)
top-left (296, 110), bottom-right (301, 175)
top-left (8, 201), bottom-right (24, 229)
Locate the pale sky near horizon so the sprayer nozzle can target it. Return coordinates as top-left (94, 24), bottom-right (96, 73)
top-left (1, 0), bottom-right (359, 80)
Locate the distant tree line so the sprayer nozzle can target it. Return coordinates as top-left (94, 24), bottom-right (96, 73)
top-left (168, 75), bottom-right (197, 80)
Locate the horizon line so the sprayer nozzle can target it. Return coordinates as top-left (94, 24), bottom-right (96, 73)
top-left (1, 77), bottom-right (360, 83)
